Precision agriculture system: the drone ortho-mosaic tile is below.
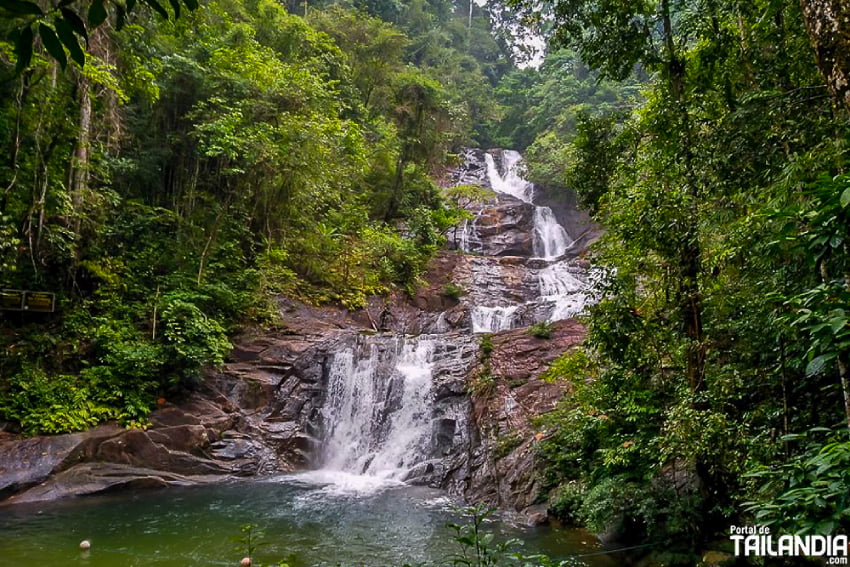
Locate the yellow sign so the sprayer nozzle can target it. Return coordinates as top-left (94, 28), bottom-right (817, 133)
top-left (0, 290), bottom-right (55, 312)
top-left (0, 290), bottom-right (24, 310)
top-left (25, 292), bottom-right (55, 312)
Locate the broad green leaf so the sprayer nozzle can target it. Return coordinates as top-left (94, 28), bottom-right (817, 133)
top-left (38, 24), bottom-right (67, 70)
top-left (0, 0), bottom-right (43, 15)
top-left (13, 25), bottom-right (33, 74)
top-left (840, 187), bottom-right (850, 208)
top-left (60, 8), bottom-right (88, 45)
top-left (88, 0), bottom-right (107, 27)
top-left (54, 17), bottom-right (85, 67)
top-left (142, 0), bottom-right (170, 19)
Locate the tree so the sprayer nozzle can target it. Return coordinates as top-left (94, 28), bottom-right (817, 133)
top-left (515, 0), bottom-right (850, 552)
top-left (800, 0), bottom-right (850, 110)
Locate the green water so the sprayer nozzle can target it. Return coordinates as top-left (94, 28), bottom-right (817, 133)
top-left (0, 472), bottom-right (617, 567)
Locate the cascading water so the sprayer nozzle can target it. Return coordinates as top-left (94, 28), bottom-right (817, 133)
top-left (533, 207), bottom-right (571, 260)
top-left (320, 336), bottom-right (436, 480)
top-left (471, 305), bottom-right (518, 333)
top-left (315, 148), bottom-right (596, 489)
top-left (468, 149), bottom-right (592, 332)
top-left (538, 262), bottom-right (593, 321)
top-left (458, 207), bottom-right (484, 253)
top-left (484, 149), bottom-right (572, 261)
top-left (484, 151), bottom-right (534, 202)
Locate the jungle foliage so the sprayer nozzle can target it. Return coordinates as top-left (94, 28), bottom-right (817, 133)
top-left (512, 0), bottom-right (850, 560)
top-left (3, 0), bottom-right (850, 560)
top-left (0, 0), bottom-right (513, 433)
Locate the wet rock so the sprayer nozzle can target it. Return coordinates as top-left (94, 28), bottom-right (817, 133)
top-left (523, 504), bottom-right (550, 526)
top-left (96, 429), bottom-right (227, 476)
top-left (2, 463), bottom-right (226, 504)
top-left (472, 198), bottom-right (537, 257)
top-left (146, 425), bottom-right (211, 453)
top-left (438, 320), bottom-right (584, 516)
top-left (0, 424), bottom-right (123, 499)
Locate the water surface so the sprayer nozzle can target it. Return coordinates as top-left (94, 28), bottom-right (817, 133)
top-left (0, 473), bottom-right (616, 567)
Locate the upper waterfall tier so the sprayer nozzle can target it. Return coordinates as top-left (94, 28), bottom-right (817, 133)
top-left (456, 149), bottom-right (587, 260)
top-left (450, 148), bottom-right (600, 333)
top-left (484, 151), bottom-right (534, 203)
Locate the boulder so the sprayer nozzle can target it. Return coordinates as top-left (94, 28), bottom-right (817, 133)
top-left (0, 424), bottom-right (123, 499)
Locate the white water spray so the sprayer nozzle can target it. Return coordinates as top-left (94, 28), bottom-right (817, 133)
top-left (471, 305), bottom-right (519, 333)
top-left (533, 207), bottom-right (570, 260)
top-left (320, 337), bottom-right (435, 481)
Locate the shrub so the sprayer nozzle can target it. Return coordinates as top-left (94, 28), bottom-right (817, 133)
top-left (480, 333), bottom-right (494, 356)
top-left (441, 282), bottom-right (466, 301)
top-left (159, 292), bottom-right (232, 375)
top-left (528, 320), bottom-right (554, 339)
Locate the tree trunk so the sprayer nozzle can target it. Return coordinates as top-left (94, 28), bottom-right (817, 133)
top-left (70, 68), bottom-right (92, 234)
top-left (838, 357), bottom-right (850, 431)
top-left (661, 0), bottom-right (706, 392)
top-left (800, 0), bottom-right (850, 110)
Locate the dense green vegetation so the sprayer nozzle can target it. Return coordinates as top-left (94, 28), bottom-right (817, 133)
top-left (514, 0), bottom-right (850, 561)
top-left (0, 0), bottom-right (511, 433)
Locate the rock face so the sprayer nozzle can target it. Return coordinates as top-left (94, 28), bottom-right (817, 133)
top-left (0, 401), bottom-right (240, 504)
top-left (0, 148), bottom-right (596, 525)
top-left (443, 321), bottom-right (584, 518)
top-left (469, 197), bottom-right (537, 257)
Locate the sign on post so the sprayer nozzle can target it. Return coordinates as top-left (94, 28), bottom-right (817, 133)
top-left (0, 290), bottom-right (24, 310)
top-left (0, 290), bottom-right (55, 312)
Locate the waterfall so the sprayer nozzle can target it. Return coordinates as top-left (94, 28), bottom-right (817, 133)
top-left (320, 337), bottom-right (436, 480)
top-left (484, 151), bottom-right (533, 203)
top-left (471, 305), bottom-right (518, 333)
top-left (484, 150), bottom-right (571, 260)
top-left (313, 147), bottom-right (596, 489)
top-left (533, 207), bottom-right (571, 260)
top-left (464, 149), bottom-right (588, 333)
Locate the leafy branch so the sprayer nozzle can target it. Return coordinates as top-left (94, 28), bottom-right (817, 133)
top-left (2, 0), bottom-right (200, 73)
